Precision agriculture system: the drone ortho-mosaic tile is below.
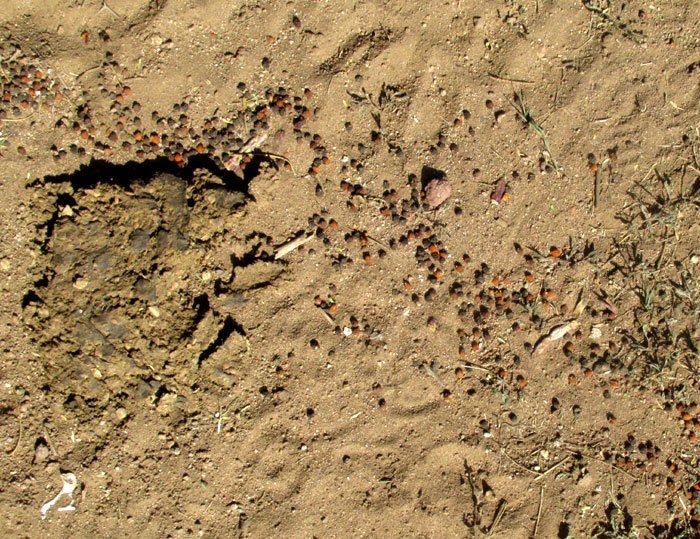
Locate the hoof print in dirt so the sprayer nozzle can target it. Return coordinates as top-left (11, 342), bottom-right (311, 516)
top-left (23, 158), bottom-right (270, 418)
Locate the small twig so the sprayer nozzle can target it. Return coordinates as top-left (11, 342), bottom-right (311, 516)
top-left (274, 232), bottom-right (314, 259)
top-left (461, 361), bottom-right (491, 373)
top-left (533, 486), bottom-right (544, 538)
top-left (364, 233), bottom-right (390, 250)
top-left (1, 111), bottom-right (37, 122)
top-left (487, 499), bottom-right (507, 537)
top-left (98, 0), bottom-right (121, 18)
top-left (488, 72), bottom-right (535, 84)
top-left (594, 167), bottom-right (601, 208)
top-left (534, 455), bottom-right (570, 482)
top-left (316, 307), bottom-right (336, 327)
top-left (75, 64), bottom-right (101, 81)
top-left (42, 423), bottom-right (60, 459)
top-left (501, 447), bottom-right (541, 476)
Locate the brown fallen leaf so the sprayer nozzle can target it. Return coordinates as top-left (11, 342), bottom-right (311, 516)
top-left (491, 178), bottom-right (507, 204)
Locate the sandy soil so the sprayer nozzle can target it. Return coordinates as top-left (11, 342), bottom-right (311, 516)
top-left (1, 1), bottom-right (700, 537)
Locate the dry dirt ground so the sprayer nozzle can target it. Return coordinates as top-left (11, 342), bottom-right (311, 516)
top-left (1, 1), bottom-right (700, 537)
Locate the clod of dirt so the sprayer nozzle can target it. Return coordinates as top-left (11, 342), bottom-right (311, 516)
top-left (33, 438), bottom-right (50, 464)
top-left (424, 176), bottom-right (451, 208)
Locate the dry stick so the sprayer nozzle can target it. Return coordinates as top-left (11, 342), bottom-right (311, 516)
top-left (75, 65), bottom-right (101, 81)
top-left (364, 233), bottom-right (390, 250)
top-left (534, 455), bottom-right (571, 482)
top-left (461, 361), bottom-right (491, 373)
top-left (316, 307), bottom-right (336, 327)
top-left (488, 72), bottom-right (535, 84)
top-left (42, 423), bottom-right (60, 459)
top-left (1, 111), bottom-right (37, 123)
top-left (98, 0), bottom-right (121, 18)
top-left (274, 232), bottom-right (314, 259)
top-left (533, 486), bottom-right (544, 538)
top-left (501, 447), bottom-right (541, 477)
top-left (487, 499), bottom-right (507, 537)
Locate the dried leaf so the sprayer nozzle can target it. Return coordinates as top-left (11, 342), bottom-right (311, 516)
top-left (491, 178), bottom-right (507, 204)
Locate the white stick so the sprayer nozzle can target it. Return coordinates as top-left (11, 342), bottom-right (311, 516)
top-left (274, 233), bottom-right (314, 260)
